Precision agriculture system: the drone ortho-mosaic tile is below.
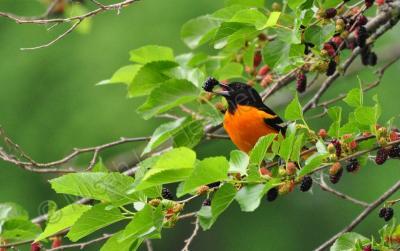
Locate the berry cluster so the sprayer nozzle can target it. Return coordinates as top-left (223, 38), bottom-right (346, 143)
top-left (300, 176), bottom-right (313, 192)
top-left (379, 207), bottom-right (394, 221)
top-left (162, 187), bottom-right (174, 200)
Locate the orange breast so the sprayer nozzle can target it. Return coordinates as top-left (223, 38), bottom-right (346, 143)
top-left (223, 105), bottom-right (279, 153)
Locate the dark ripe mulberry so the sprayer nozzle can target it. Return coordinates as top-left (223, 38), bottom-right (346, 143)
top-left (365, 0), bottom-right (374, 8)
top-left (384, 207), bottom-right (394, 221)
top-left (266, 187), bottom-right (278, 202)
top-left (296, 71), bottom-right (307, 93)
top-left (368, 52), bottom-right (377, 66)
top-left (300, 176), bottom-right (313, 192)
top-left (203, 77), bottom-right (220, 92)
top-left (330, 168), bottom-right (343, 184)
top-left (346, 158), bottom-right (360, 172)
top-left (360, 47), bottom-right (371, 65)
top-left (356, 15), bottom-right (368, 26)
top-left (326, 60), bottom-right (337, 76)
top-left (202, 198), bottom-right (211, 206)
top-left (375, 148), bottom-right (388, 165)
top-left (331, 139), bottom-right (342, 157)
top-left (325, 8), bottom-right (337, 18)
top-left (388, 145), bottom-right (400, 158)
top-left (379, 207), bottom-right (387, 218)
top-left (162, 187), bottom-right (174, 200)
top-left (356, 26), bottom-right (368, 48)
top-left (207, 181), bottom-right (221, 188)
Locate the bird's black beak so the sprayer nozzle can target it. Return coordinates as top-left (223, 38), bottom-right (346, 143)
top-left (213, 90), bottom-right (230, 97)
top-left (213, 83), bottom-right (231, 97)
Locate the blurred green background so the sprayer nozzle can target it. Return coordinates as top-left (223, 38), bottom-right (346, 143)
top-left (0, 0), bottom-right (399, 250)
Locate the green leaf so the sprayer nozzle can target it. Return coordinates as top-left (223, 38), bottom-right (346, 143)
top-left (284, 93), bottom-right (303, 120)
top-left (229, 9), bottom-right (268, 30)
top-left (290, 133), bottom-right (304, 163)
top-left (328, 106), bottom-right (342, 138)
top-left (224, 0), bottom-right (265, 7)
top-left (304, 24), bottom-right (336, 48)
top-left (100, 230), bottom-right (141, 251)
top-left (128, 61), bottom-right (178, 97)
top-left (344, 88), bottom-right (362, 107)
top-left (92, 158), bottom-right (109, 173)
top-left (265, 12), bottom-right (281, 28)
top-left (212, 5), bottom-right (244, 20)
top-left (173, 120), bottom-right (204, 149)
top-left (180, 157), bottom-right (229, 196)
top-left (120, 205), bottom-right (163, 241)
top-left (135, 148), bottom-right (196, 190)
top-left (249, 134), bottom-right (276, 166)
top-left (330, 232), bottom-right (368, 251)
top-left (354, 106), bottom-right (378, 126)
top-left (137, 79), bottom-right (199, 120)
top-left (288, 0), bottom-right (306, 10)
top-left (211, 183), bottom-right (236, 221)
top-left (35, 204), bottom-right (91, 242)
top-left (278, 132), bottom-right (295, 162)
top-left (235, 181), bottom-right (277, 212)
top-left (197, 183), bottom-right (236, 230)
top-left (142, 117), bottom-right (190, 155)
top-left (67, 204), bottom-right (125, 242)
top-left (298, 154), bottom-right (327, 176)
top-left (323, 0), bottom-right (342, 8)
top-left (97, 65), bottom-right (141, 86)
top-left (228, 150), bottom-right (249, 175)
top-left (213, 62), bottom-right (243, 80)
top-left (129, 45), bottom-right (175, 64)
top-left (197, 206), bottom-right (213, 230)
top-left (213, 22), bottom-right (249, 44)
top-left (0, 219), bottom-right (41, 241)
top-left (181, 15), bottom-right (221, 49)
top-left (50, 173), bottom-right (143, 206)
top-left (0, 203), bottom-right (29, 223)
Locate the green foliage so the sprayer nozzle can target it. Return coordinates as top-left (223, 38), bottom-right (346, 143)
top-left (179, 157), bottom-right (229, 196)
top-left (198, 183), bottom-right (236, 230)
top-left (331, 232), bottom-right (368, 251)
top-left (134, 147), bottom-right (196, 190)
top-left (51, 172), bottom-right (144, 206)
top-left (36, 204), bottom-right (91, 241)
top-left (67, 204), bottom-right (125, 242)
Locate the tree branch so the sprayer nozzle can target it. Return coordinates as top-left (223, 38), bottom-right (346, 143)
top-left (315, 179), bottom-right (400, 251)
top-left (0, 0), bottom-right (139, 50)
top-left (181, 218), bottom-right (200, 251)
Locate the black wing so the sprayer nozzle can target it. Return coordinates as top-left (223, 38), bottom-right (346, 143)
top-left (259, 104), bottom-right (287, 135)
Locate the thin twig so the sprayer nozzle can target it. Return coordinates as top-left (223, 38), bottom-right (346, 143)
top-left (0, 0), bottom-right (139, 50)
top-left (21, 20), bottom-right (82, 51)
top-left (181, 218), bottom-right (200, 251)
top-left (145, 239), bottom-right (154, 251)
top-left (316, 172), bottom-right (369, 208)
top-left (315, 180), bottom-right (400, 251)
top-left (48, 233), bottom-right (113, 251)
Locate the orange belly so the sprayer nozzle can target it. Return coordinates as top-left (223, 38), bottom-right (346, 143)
top-left (223, 105), bottom-right (279, 153)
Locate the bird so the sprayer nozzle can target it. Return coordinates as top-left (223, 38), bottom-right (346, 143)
top-left (203, 77), bottom-right (286, 153)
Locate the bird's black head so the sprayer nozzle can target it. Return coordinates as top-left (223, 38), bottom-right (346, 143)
top-left (202, 77), bottom-right (264, 113)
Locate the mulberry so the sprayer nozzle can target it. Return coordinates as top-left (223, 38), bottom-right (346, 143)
top-left (162, 187), bottom-right (174, 200)
top-left (346, 158), bottom-right (360, 172)
top-left (203, 77), bottom-right (220, 92)
top-left (375, 148), bottom-right (388, 165)
top-left (300, 176), bottom-right (313, 192)
top-left (296, 71), bottom-right (307, 93)
top-left (326, 60), bottom-right (337, 76)
top-left (266, 187), bottom-right (279, 202)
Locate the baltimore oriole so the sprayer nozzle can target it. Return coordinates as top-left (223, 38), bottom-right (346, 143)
top-left (203, 77), bottom-right (286, 153)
